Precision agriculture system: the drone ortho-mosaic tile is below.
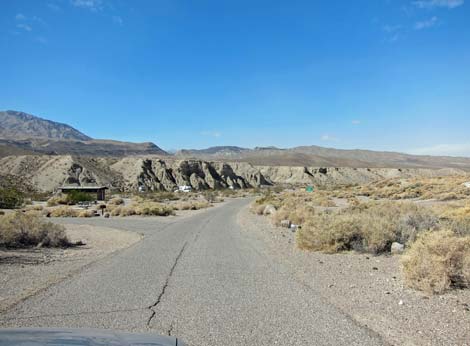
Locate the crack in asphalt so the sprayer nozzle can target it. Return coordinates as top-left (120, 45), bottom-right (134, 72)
top-left (146, 242), bottom-right (188, 327)
top-left (167, 321), bottom-right (175, 336)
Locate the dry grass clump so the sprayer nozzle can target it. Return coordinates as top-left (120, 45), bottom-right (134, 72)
top-left (110, 206), bottom-right (136, 217)
top-left (251, 189), bottom-right (336, 217)
top-left (109, 201), bottom-right (175, 216)
top-left (48, 206), bottom-right (80, 217)
top-left (0, 212), bottom-right (70, 248)
top-left (297, 202), bottom-right (439, 254)
top-left (107, 197), bottom-right (124, 205)
top-left (25, 204), bottom-right (44, 211)
top-left (78, 210), bottom-right (96, 218)
top-left (272, 203), bottom-right (315, 226)
top-left (401, 230), bottom-right (470, 294)
top-left (429, 203), bottom-right (470, 236)
top-left (46, 194), bottom-right (69, 207)
top-left (174, 200), bottom-right (211, 211)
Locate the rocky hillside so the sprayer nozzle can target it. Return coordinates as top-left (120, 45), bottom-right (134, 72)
top-left (0, 110), bottom-right (91, 141)
top-left (177, 145), bottom-right (470, 170)
top-left (0, 155), bottom-right (464, 193)
top-left (0, 111), bottom-right (168, 157)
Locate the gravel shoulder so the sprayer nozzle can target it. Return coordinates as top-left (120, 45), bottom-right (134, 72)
top-left (0, 223), bottom-right (142, 313)
top-left (237, 205), bottom-right (470, 346)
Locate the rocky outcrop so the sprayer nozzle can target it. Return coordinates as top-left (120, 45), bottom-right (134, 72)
top-left (0, 155), bottom-right (465, 192)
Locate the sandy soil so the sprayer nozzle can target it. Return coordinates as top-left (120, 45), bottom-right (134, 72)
top-left (238, 206), bottom-right (470, 346)
top-left (0, 224), bottom-right (142, 313)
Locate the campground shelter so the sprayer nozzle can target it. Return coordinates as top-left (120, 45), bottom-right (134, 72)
top-left (59, 186), bottom-right (108, 201)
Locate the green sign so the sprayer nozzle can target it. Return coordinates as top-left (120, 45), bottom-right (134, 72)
top-left (306, 186), bottom-right (314, 192)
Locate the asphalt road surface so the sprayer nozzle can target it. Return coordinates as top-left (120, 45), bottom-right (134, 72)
top-left (0, 199), bottom-right (387, 346)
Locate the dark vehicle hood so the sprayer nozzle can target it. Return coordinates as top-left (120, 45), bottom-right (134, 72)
top-left (0, 328), bottom-right (186, 346)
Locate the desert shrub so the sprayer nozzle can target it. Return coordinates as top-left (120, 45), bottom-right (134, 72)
top-left (134, 202), bottom-right (175, 216)
top-left (437, 192), bottom-right (459, 201)
top-left (25, 204), bottom-right (44, 211)
top-left (49, 206), bottom-right (80, 217)
top-left (272, 204), bottom-right (315, 226)
top-left (78, 210), bottom-right (96, 217)
top-left (145, 191), bottom-right (180, 202)
top-left (46, 194), bottom-right (69, 207)
top-left (219, 189), bottom-right (237, 197)
top-left (107, 197), bottom-right (124, 205)
top-left (174, 201), bottom-right (211, 211)
top-left (251, 203), bottom-right (267, 215)
top-left (110, 202), bottom-right (175, 216)
top-left (0, 212), bottom-right (70, 248)
top-left (202, 191), bottom-right (217, 203)
top-left (253, 191), bottom-right (282, 209)
top-left (447, 218), bottom-right (470, 236)
top-left (0, 188), bottom-right (24, 209)
top-left (297, 202), bottom-right (439, 254)
top-left (401, 230), bottom-right (470, 294)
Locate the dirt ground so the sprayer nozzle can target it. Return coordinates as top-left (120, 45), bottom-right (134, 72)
top-left (0, 224), bottom-right (142, 313)
top-left (238, 206), bottom-right (470, 346)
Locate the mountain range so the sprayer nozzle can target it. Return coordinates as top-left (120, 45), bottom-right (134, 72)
top-left (0, 110), bottom-right (167, 157)
top-left (2, 110), bottom-right (470, 170)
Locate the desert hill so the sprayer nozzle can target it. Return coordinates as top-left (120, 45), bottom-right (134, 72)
top-left (0, 154), bottom-right (464, 193)
top-left (177, 145), bottom-right (470, 170)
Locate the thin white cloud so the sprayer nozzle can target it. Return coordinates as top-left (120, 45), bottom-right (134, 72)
top-left (382, 24), bottom-right (403, 42)
top-left (15, 13), bottom-right (26, 20)
top-left (351, 120), bottom-right (361, 125)
top-left (412, 0), bottom-right (464, 9)
top-left (113, 15), bottom-right (123, 25)
top-left (47, 3), bottom-right (61, 11)
top-left (321, 134), bottom-right (338, 142)
top-left (16, 23), bottom-right (32, 32)
top-left (410, 143), bottom-right (470, 157)
top-left (414, 16), bottom-right (439, 29)
top-left (200, 131), bottom-right (222, 138)
top-left (32, 16), bottom-right (46, 25)
top-left (71, 0), bottom-right (103, 11)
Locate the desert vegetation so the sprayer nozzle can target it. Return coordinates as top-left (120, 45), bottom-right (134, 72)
top-left (401, 230), bottom-right (470, 294)
top-left (251, 179), bottom-right (470, 294)
top-left (330, 175), bottom-right (470, 201)
top-left (0, 212), bottom-right (70, 248)
top-left (296, 202), bottom-right (439, 253)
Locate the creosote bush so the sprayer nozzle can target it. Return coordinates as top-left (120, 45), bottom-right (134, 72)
top-left (107, 197), bottom-right (124, 205)
top-left (109, 201), bottom-right (175, 217)
top-left (297, 202), bottom-right (439, 254)
top-left (0, 211), bottom-right (70, 248)
top-left (48, 206), bottom-right (80, 217)
top-left (401, 230), bottom-right (470, 294)
top-left (0, 188), bottom-right (24, 209)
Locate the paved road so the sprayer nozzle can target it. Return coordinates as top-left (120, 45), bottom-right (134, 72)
top-left (0, 199), bottom-right (386, 345)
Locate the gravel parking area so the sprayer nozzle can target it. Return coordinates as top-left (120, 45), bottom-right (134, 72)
top-left (0, 224), bottom-right (142, 313)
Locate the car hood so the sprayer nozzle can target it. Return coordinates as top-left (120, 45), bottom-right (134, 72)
top-left (0, 328), bottom-right (186, 346)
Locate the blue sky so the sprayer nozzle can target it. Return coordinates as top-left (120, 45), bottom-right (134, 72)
top-left (1, 0), bottom-right (469, 155)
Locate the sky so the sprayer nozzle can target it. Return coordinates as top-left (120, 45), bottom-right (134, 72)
top-left (1, 0), bottom-right (469, 155)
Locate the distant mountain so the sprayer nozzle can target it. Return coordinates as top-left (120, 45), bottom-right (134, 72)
top-left (176, 145), bottom-right (470, 170)
top-left (0, 110), bottom-right (91, 141)
top-left (0, 110), bottom-right (168, 157)
top-left (177, 146), bottom-right (249, 157)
